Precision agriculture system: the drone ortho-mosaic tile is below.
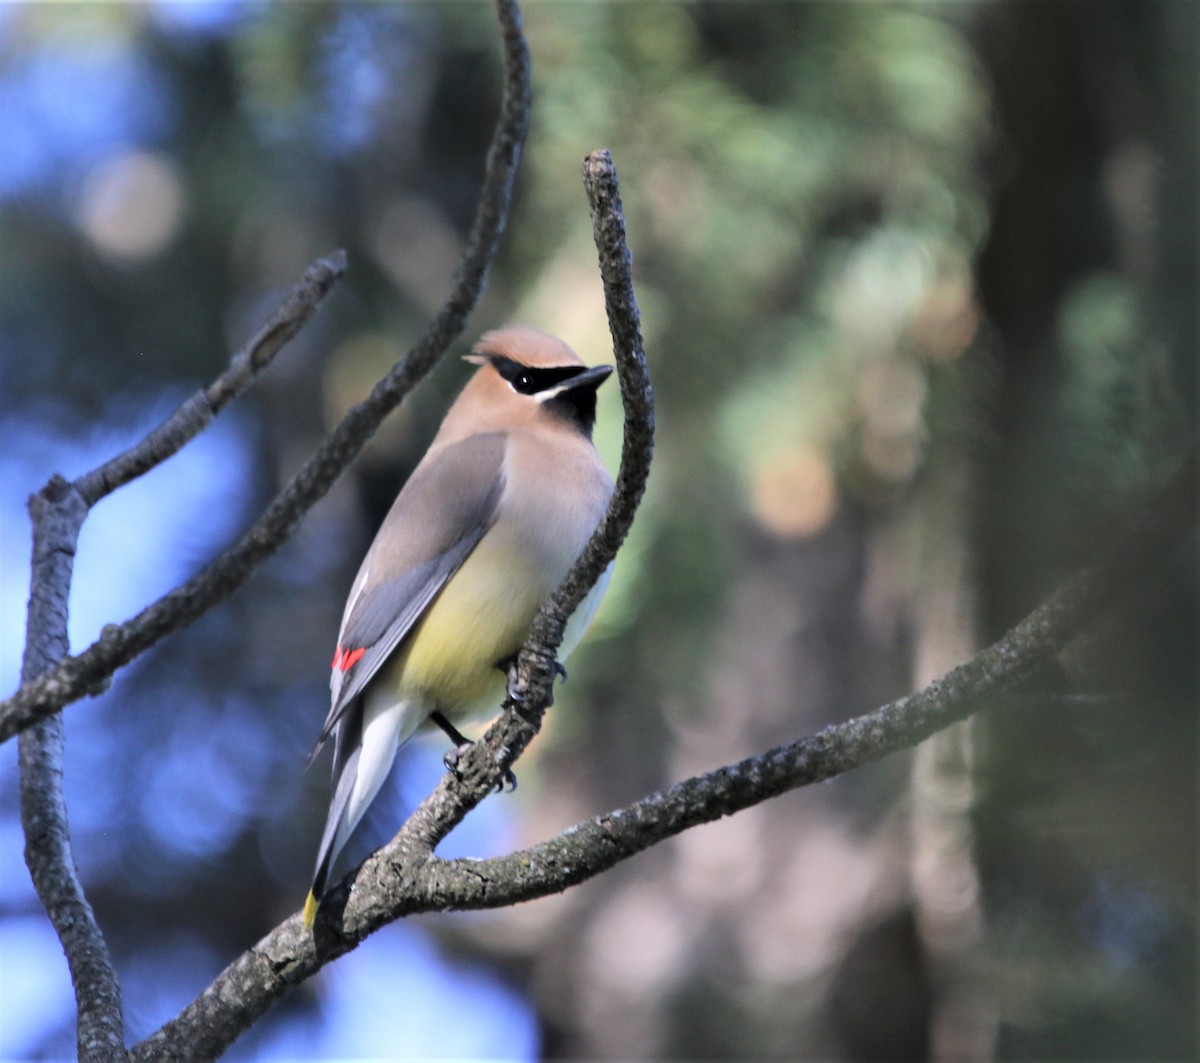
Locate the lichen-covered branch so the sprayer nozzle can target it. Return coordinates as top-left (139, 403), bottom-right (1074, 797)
top-left (0, 0), bottom-right (531, 748)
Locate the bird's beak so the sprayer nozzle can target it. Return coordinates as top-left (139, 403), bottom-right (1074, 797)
top-left (564, 364), bottom-right (614, 392)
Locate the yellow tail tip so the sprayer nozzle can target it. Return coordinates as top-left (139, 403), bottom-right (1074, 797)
top-left (303, 891), bottom-right (319, 928)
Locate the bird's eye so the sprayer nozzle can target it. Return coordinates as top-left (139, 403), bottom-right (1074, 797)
top-left (515, 373), bottom-right (533, 392)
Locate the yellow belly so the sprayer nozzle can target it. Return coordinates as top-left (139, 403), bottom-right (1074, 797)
top-left (382, 532), bottom-right (547, 718)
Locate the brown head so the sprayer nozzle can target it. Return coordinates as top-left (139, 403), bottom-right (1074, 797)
top-left (437, 327), bottom-right (613, 443)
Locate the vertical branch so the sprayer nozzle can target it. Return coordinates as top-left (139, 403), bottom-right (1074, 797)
top-left (519, 148), bottom-right (654, 682)
top-left (19, 478), bottom-right (126, 1062)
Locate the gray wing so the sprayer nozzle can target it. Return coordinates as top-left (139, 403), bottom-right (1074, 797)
top-left (312, 431), bottom-right (507, 753)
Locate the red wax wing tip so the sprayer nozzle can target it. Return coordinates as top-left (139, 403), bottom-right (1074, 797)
top-left (332, 646), bottom-right (366, 672)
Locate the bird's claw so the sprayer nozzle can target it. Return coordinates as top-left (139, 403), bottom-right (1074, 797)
top-left (505, 664), bottom-right (524, 703)
top-left (442, 741), bottom-right (471, 776)
top-left (502, 656), bottom-right (568, 703)
top-left (443, 741), bottom-right (517, 793)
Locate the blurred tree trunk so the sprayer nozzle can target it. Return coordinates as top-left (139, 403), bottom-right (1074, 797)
top-left (970, 1), bottom-right (1197, 1057)
top-left (909, 453), bottom-right (995, 1063)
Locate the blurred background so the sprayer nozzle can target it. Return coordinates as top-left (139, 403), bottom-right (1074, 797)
top-left (0, 1), bottom-right (1194, 1059)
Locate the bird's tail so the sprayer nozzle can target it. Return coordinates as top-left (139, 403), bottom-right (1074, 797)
top-left (303, 695), bottom-right (422, 929)
top-left (304, 745), bottom-right (359, 928)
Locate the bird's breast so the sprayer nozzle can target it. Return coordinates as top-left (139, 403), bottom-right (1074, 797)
top-left (384, 453), bottom-right (609, 717)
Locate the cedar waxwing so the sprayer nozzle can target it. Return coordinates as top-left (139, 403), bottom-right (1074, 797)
top-left (304, 327), bottom-right (614, 926)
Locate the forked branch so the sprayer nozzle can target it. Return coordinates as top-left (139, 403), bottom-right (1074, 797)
top-left (0, 0), bottom-right (531, 747)
top-left (14, 2), bottom-right (531, 1059)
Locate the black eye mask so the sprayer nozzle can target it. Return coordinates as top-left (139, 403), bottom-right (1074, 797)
top-left (489, 355), bottom-right (586, 395)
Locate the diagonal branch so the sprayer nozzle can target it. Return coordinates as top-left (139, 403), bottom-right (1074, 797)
top-left (404, 450), bottom-right (1197, 907)
top-left (329, 148), bottom-right (655, 908)
top-left (129, 444), bottom-right (1194, 1062)
top-left (0, 0), bottom-right (532, 748)
top-left (379, 147), bottom-right (655, 856)
top-left (74, 251), bottom-right (348, 508)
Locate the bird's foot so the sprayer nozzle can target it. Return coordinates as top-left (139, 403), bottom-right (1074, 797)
top-left (441, 740), bottom-right (471, 775)
top-left (435, 712), bottom-right (517, 793)
top-left (497, 653), bottom-right (525, 703)
top-left (442, 743), bottom-right (517, 793)
top-left (498, 655), bottom-right (568, 703)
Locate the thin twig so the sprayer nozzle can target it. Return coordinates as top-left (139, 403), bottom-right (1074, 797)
top-left (74, 251), bottom-right (348, 507)
top-left (388, 147), bottom-right (655, 851)
top-left (0, 0), bottom-right (531, 748)
top-left (326, 147), bottom-right (655, 912)
top-left (523, 149), bottom-right (655, 679)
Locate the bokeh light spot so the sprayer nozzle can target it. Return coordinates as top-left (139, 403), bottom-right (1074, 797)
top-left (750, 447), bottom-right (838, 540)
top-left (77, 150), bottom-right (186, 261)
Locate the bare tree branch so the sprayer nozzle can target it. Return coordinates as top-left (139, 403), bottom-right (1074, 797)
top-left (373, 147), bottom-right (656, 854)
top-left (129, 446), bottom-right (1193, 1060)
top-left (0, 0), bottom-right (531, 747)
top-left (125, 120), bottom-right (1195, 1056)
top-left (129, 144), bottom-right (654, 1063)
top-left (74, 251), bottom-right (349, 508)
top-left (344, 148), bottom-right (656, 892)
top-left (19, 482), bottom-right (125, 1063)
top-left (15, 247), bottom-right (351, 1063)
